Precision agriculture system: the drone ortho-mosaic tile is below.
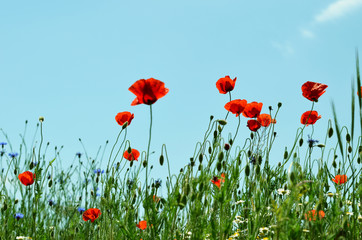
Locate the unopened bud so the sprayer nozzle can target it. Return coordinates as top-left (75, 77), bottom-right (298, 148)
top-left (217, 120), bottom-right (227, 126)
top-left (39, 116), bottom-right (44, 122)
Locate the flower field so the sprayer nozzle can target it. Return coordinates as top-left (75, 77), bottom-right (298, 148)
top-left (1, 59), bottom-right (362, 240)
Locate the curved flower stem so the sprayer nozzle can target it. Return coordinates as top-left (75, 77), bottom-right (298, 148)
top-left (107, 129), bottom-right (124, 173)
top-left (145, 105), bottom-right (153, 234)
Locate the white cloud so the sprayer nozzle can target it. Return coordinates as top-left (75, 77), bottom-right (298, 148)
top-left (300, 29), bottom-right (315, 39)
top-left (272, 41), bottom-right (294, 56)
top-left (315, 0), bottom-right (362, 23)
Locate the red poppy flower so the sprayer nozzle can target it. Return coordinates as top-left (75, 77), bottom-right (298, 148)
top-left (271, 119), bottom-right (277, 124)
top-left (123, 149), bottom-right (140, 161)
top-left (224, 99), bottom-right (247, 117)
top-left (115, 112), bottom-right (134, 127)
top-left (247, 119), bottom-right (261, 132)
top-left (302, 81), bottom-right (328, 102)
top-left (242, 102), bottom-right (263, 118)
top-left (82, 208), bottom-right (101, 222)
top-left (216, 76), bottom-right (237, 94)
top-left (300, 111), bottom-right (321, 126)
top-left (137, 220), bottom-right (147, 230)
top-left (332, 174), bottom-right (347, 185)
top-left (257, 114), bottom-right (272, 127)
top-left (129, 78), bottom-right (169, 106)
top-left (18, 171), bottom-right (36, 186)
top-left (305, 210), bottom-right (325, 221)
top-left (211, 173), bottom-right (225, 189)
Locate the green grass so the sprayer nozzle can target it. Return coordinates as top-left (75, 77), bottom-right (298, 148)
top-left (1, 58), bottom-right (362, 240)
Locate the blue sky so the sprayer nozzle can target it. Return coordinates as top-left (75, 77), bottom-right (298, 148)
top-left (1, 0), bottom-right (362, 183)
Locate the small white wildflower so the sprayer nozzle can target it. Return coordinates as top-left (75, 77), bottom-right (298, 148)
top-left (346, 212), bottom-right (353, 216)
top-left (277, 188), bottom-right (290, 195)
top-left (346, 200), bottom-right (352, 205)
top-left (234, 200), bottom-right (245, 205)
top-left (303, 229), bottom-right (310, 233)
top-left (259, 227), bottom-right (269, 234)
top-left (16, 237), bottom-right (32, 240)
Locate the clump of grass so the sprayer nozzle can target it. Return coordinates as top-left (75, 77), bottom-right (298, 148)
top-left (0, 59), bottom-right (362, 240)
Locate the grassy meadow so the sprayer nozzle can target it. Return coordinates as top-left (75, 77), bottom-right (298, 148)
top-left (1, 58), bottom-right (362, 240)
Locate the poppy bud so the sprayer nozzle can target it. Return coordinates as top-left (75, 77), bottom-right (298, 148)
top-left (224, 144), bottom-right (230, 151)
top-left (332, 160), bottom-right (337, 168)
top-left (328, 128), bottom-right (333, 138)
top-left (299, 138), bottom-right (303, 147)
top-left (274, 132), bottom-right (277, 137)
top-left (2, 202), bottom-right (7, 212)
top-left (213, 130), bottom-right (217, 139)
top-left (39, 116), bottom-right (44, 122)
top-left (91, 190), bottom-right (94, 196)
top-left (198, 164), bottom-right (202, 171)
top-left (278, 102), bottom-right (282, 108)
top-left (245, 164), bottom-right (250, 177)
top-left (358, 157), bottom-right (361, 164)
top-left (317, 144), bottom-right (325, 148)
top-left (48, 180), bottom-right (53, 188)
top-left (79, 196), bottom-right (82, 201)
top-left (14, 169), bottom-right (17, 175)
top-left (218, 152), bottom-right (224, 161)
top-left (159, 155), bottom-right (164, 166)
top-left (15, 199), bottom-right (18, 204)
top-left (247, 150), bottom-right (251, 157)
top-left (250, 132), bottom-right (254, 139)
top-left (198, 154), bottom-right (203, 163)
top-left (255, 165), bottom-right (260, 175)
top-left (217, 120), bottom-right (227, 126)
top-left (130, 160), bottom-right (134, 168)
top-left (210, 115), bottom-right (214, 121)
top-left (346, 133), bottom-right (351, 143)
top-left (180, 168), bottom-right (183, 173)
top-left (348, 146), bottom-right (352, 153)
top-left (143, 160), bottom-right (147, 168)
top-left (290, 172), bottom-right (295, 184)
top-left (127, 147), bottom-right (132, 154)
top-left (208, 146), bottom-right (212, 154)
top-left (216, 162), bottom-right (222, 172)
top-left (284, 150), bottom-right (288, 159)
top-left (269, 106), bottom-right (272, 111)
top-left (218, 125), bottom-right (222, 132)
top-left (229, 139), bottom-right (233, 145)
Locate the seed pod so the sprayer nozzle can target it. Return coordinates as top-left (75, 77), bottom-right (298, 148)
top-left (299, 138), bottom-right (303, 147)
top-left (328, 127), bottom-right (333, 138)
top-left (218, 125), bottom-right (222, 132)
top-left (250, 132), bottom-right (254, 139)
top-left (143, 160), bottom-right (147, 168)
top-left (278, 102), bottom-right (282, 108)
top-left (247, 150), bottom-right (251, 157)
top-left (213, 130), bottom-right (217, 139)
top-left (245, 164), bottom-right (250, 177)
top-left (229, 139), bottom-right (233, 145)
top-left (96, 177), bottom-right (99, 183)
top-left (208, 147), bottom-right (212, 154)
top-left (358, 157), bottom-right (361, 164)
top-left (48, 180), bottom-right (53, 188)
top-left (159, 155), bottom-right (164, 166)
top-left (346, 133), bottom-right (351, 143)
top-left (210, 115), bottom-right (214, 121)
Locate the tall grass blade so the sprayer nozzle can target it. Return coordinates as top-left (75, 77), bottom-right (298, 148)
top-left (331, 101), bottom-right (344, 159)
